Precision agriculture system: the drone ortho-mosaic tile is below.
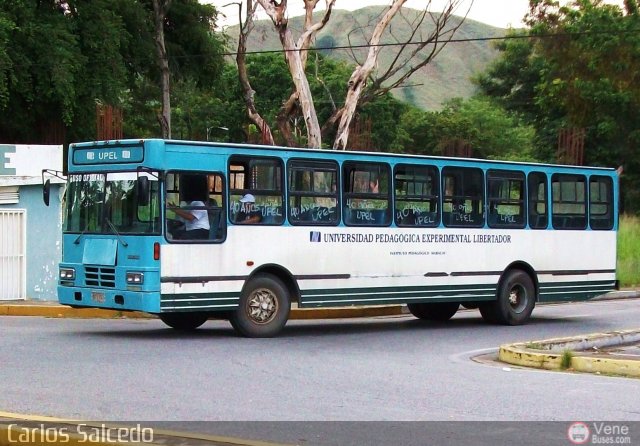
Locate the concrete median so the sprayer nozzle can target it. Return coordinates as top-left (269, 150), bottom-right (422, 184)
top-left (499, 329), bottom-right (640, 378)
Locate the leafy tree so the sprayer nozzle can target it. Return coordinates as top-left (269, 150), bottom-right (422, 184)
top-left (392, 97), bottom-right (537, 161)
top-left (0, 1), bottom-right (83, 142)
top-left (0, 0), bottom-right (227, 143)
top-left (476, 0), bottom-right (640, 212)
top-left (529, 1), bottom-right (640, 168)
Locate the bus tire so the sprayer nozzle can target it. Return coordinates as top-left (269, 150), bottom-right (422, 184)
top-left (407, 302), bottom-right (459, 321)
top-left (483, 270), bottom-right (535, 325)
top-left (478, 303), bottom-right (499, 324)
top-left (230, 274), bottom-right (291, 338)
top-left (159, 312), bottom-right (209, 330)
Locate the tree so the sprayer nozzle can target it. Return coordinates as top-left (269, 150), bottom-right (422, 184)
top-left (0, 1), bottom-right (85, 142)
top-left (477, 0), bottom-right (640, 212)
top-left (0, 0), bottom-right (227, 143)
top-left (391, 97), bottom-right (537, 160)
top-left (235, 0), bottom-right (473, 149)
top-left (151, 0), bottom-right (173, 138)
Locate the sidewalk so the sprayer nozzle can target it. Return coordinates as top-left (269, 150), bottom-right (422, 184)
top-left (0, 299), bottom-right (405, 320)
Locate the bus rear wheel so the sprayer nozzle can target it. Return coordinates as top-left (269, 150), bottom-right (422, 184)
top-left (407, 302), bottom-right (459, 321)
top-left (480, 269), bottom-right (535, 325)
top-left (159, 312), bottom-right (209, 330)
top-left (230, 274), bottom-right (291, 338)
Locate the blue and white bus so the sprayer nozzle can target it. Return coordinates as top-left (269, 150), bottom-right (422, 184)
top-left (45, 139), bottom-right (619, 337)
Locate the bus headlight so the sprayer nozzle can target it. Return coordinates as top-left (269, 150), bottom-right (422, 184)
top-left (59, 268), bottom-right (76, 280)
top-left (126, 272), bottom-right (145, 285)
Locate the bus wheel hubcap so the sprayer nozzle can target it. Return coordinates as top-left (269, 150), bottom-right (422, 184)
top-left (247, 289), bottom-right (278, 324)
top-left (508, 285), bottom-right (526, 312)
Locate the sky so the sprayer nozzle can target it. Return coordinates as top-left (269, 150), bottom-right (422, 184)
top-left (207, 0), bottom-right (625, 29)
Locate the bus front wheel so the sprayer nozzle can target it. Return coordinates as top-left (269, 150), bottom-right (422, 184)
top-left (480, 270), bottom-right (535, 325)
top-left (407, 302), bottom-right (459, 321)
top-left (159, 312), bottom-right (209, 330)
top-left (230, 274), bottom-right (291, 338)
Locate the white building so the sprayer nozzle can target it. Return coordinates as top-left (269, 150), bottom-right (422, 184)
top-left (0, 144), bottom-right (64, 300)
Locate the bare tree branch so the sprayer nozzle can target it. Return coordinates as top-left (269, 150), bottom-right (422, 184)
top-left (235, 0), bottom-right (275, 145)
top-left (329, 0), bottom-right (473, 149)
top-left (255, 0), bottom-right (335, 148)
top-left (236, 0), bottom-right (473, 151)
top-left (333, 0), bottom-right (408, 150)
top-left (369, 1), bottom-right (471, 98)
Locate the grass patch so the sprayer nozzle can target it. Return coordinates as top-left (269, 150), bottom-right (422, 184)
top-left (618, 215), bottom-right (640, 287)
top-left (560, 350), bottom-right (573, 370)
top-left (525, 342), bottom-right (546, 350)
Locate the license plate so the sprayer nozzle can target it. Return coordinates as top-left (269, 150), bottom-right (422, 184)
top-left (91, 291), bottom-right (105, 303)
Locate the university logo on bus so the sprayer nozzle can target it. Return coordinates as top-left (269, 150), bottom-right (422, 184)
top-left (310, 231), bottom-right (321, 242)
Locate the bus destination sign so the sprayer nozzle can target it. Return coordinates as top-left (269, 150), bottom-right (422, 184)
top-left (73, 146), bottom-right (144, 165)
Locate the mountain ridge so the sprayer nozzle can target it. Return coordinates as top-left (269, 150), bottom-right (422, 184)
top-left (224, 6), bottom-right (507, 110)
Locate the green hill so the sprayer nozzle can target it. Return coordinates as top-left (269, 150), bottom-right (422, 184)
top-left (225, 6), bottom-right (506, 110)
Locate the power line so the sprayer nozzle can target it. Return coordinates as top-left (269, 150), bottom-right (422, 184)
top-left (215, 27), bottom-right (640, 58)
top-left (4, 27), bottom-right (640, 69)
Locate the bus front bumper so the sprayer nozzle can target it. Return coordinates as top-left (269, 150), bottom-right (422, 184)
top-left (58, 286), bottom-right (161, 314)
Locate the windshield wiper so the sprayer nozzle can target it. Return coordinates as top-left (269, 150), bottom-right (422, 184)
top-left (73, 230), bottom-right (88, 245)
top-left (105, 218), bottom-right (129, 247)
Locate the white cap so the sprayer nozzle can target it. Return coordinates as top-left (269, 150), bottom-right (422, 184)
top-left (240, 193), bottom-right (256, 203)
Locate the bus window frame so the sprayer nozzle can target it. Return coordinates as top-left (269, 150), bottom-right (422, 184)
top-left (551, 173), bottom-right (587, 230)
top-left (228, 155), bottom-right (285, 226)
top-left (486, 169), bottom-right (526, 229)
top-left (393, 163), bottom-right (440, 228)
top-left (589, 175), bottom-right (614, 230)
top-left (441, 166), bottom-right (485, 228)
top-left (342, 161), bottom-right (392, 227)
top-left (527, 171), bottom-right (548, 230)
top-left (164, 170), bottom-right (226, 244)
top-left (287, 158), bottom-right (340, 226)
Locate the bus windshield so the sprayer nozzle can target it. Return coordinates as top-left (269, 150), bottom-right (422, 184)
top-left (64, 172), bottom-right (161, 235)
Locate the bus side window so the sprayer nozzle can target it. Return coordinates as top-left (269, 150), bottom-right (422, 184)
top-left (528, 172), bottom-right (548, 229)
top-left (229, 156), bottom-right (285, 225)
top-left (589, 175), bottom-right (614, 230)
top-left (287, 159), bottom-right (339, 226)
top-left (552, 174), bottom-right (587, 230)
top-left (342, 162), bottom-right (391, 227)
top-left (165, 171), bottom-right (225, 242)
top-left (394, 164), bottom-right (439, 227)
top-left (487, 170), bottom-right (525, 229)
top-left (441, 167), bottom-right (484, 228)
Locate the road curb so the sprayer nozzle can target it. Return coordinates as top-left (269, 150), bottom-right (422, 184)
top-left (499, 329), bottom-right (640, 378)
top-left (0, 303), bottom-right (404, 320)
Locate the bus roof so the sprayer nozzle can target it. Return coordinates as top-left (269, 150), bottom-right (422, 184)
top-left (70, 138), bottom-right (617, 172)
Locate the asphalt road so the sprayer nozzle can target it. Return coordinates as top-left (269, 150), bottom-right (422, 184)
top-left (1, 298), bottom-right (640, 445)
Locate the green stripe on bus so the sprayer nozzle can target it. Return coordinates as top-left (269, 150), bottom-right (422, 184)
top-left (160, 292), bottom-right (239, 310)
top-left (299, 283), bottom-right (497, 307)
top-left (538, 280), bottom-right (615, 302)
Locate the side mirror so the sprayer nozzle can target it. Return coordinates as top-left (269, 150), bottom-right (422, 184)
top-left (43, 179), bottom-right (51, 206)
top-left (137, 176), bottom-right (149, 206)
